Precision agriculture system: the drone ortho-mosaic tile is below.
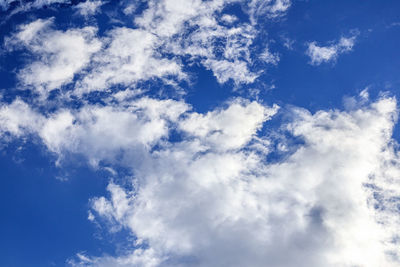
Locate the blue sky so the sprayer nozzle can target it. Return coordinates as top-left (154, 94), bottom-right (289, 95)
top-left (1, 1), bottom-right (400, 266)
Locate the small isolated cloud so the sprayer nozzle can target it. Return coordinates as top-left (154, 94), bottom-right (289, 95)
top-left (281, 34), bottom-right (295, 50)
top-left (249, 0), bottom-right (292, 23)
top-left (260, 45), bottom-right (280, 65)
top-left (306, 34), bottom-right (357, 65)
top-left (220, 14), bottom-right (238, 24)
top-left (74, 0), bottom-right (104, 17)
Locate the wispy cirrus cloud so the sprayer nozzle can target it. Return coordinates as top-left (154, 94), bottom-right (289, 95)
top-left (0, 0), bottom-right (70, 10)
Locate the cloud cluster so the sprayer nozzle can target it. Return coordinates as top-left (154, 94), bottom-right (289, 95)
top-left (306, 35), bottom-right (357, 65)
top-left (2, 1), bottom-right (400, 267)
top-left (83, 95), bottom-right (400, 267)
top-left (136, 0), bottom-right (259, 85)
top-left (1, 92), bottom-right (400, 267)
top-left (6, 0), bottom-right (289, 98)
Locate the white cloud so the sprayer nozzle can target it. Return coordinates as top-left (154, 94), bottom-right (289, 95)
top-left (179, 99), bottom-right (278, 150)
top-left (5, 18), bottom-right (101, 97)
top-left (220, 14), bottom-right (238, 24)
top-left (41, 97), bottom-right (189, 166)
top-left (0, 99), bottom-right (44, 136)
top-left (34, 94), bottom-right (397, 267)
top-left (0, 97), bottom-right (188, 167)
top-left (0, 0), bottom-right (14, 9)
top-left (202, 59), bottom-right (258, 84)
top-left (76, 0), bottom-right (257, 93)
top-left (30, 0), bottom-right (69, 7)
top-left (133, 0), bottom-right (262, 85)
top-left (11, 18), bottom-right (53, 44)
top-left (306, 35), bottom-right (357, 65)
top-left (248, 0), bottom-right (291, 24)
top-left (74, 0), bottom-right (104, 17)
top-left (260, 45), bottom-right (280, 65)
top-left (68, 249), bottom-right (162, 267)
top-left (1, 85), bottom-right (400, 267)
top-left (0, 0), bottom-right (69, 10)
top-left (4, 0), bottom-right (292, 98)
top-left (73, 0), bottom-right (265, 94)
top-left (76, 27), bottom-right (185, 95)
top-left (3, 2), bottom-right (398, 267)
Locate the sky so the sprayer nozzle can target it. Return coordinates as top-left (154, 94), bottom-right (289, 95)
top-left (0, 0), bottom-right (400, 266)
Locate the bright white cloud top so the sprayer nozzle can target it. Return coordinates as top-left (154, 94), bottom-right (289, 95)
top-left (0, 1), bottom-right (399, 267)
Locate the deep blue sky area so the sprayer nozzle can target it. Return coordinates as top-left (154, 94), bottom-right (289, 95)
top-left (186, 0), bottom-right (400, 112)
top-left (0, 1), bottom-right (400, 266)
top-left (265, 0), bottom-right (400, 110)
top-left (0, 142), bottom-right (112, 266)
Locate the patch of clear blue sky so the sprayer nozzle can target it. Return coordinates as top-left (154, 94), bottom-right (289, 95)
top-left (1, 0), bottom-right (400, 266)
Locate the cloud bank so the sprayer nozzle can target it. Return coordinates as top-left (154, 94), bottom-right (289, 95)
top-left (1, 92), bottom-right (400, 267)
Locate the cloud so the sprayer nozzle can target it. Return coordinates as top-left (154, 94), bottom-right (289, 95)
top-left (73, 94), bottom-right (399, 267)
top-left (248, 0), bottom-right (291, 23)
top-left (2, 2), bottom-right (399, 267)
top-left (4, 0), bottom-right (288, 98)
top-left (0, 0), bottom-right (70, 10)
top-left (44, 97), bottom-right (188, 166)
top-left (120, 0), bottom-right (263, 86)
top-left (260, 45), bottom-right (280, 65)
top-left (5, 18), bottom-right (101, 97)
top-left (3, 92), bottom-right (398, 266)
top-left (306, 35), bottom-right (357, 65)
top-left (76, 27), bottom-right (185, 95)
top-left (202, 59), bottom-right (258, 84)
top-left (74, 0), bottom-right (104, 17)
top-left (0, 99), bottom-right (44, 136)
top-left (179, 99), bottom-right (278, 150)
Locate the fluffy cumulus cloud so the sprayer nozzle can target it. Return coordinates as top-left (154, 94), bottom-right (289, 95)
top-left (0, 99), bottom-right (44, 136)
top-left (0, 97), bottom-right (189, 165)
top-left (5, 18), bottom-right (101, 97)
top-left (69, 95), bottom-right (399, 267)
top-left (1, 1), bottom-right (400, 267)
top-left (1, 91), bottom-right (400, 267)
top-left (306, 34), bottom-right (357, 65)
